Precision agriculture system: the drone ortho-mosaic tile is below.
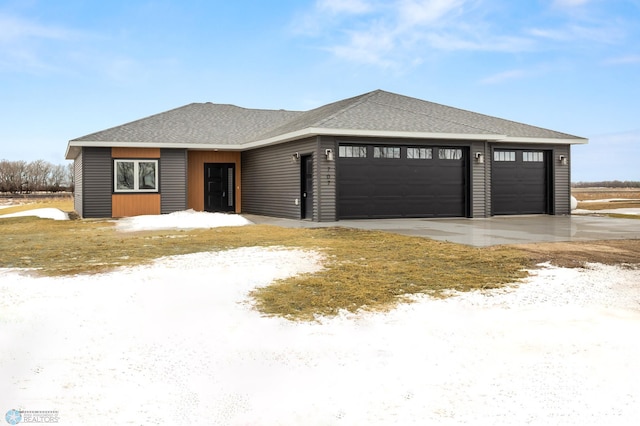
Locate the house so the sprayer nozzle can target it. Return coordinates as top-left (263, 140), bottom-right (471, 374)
top-left (65, 90), bottom-right (587, 221)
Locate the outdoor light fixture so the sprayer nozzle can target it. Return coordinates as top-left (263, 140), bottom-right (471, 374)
top-left (474, 152), bottom-right (485, 164)
top-left (325, 148), bottom-right (335, 161)
top-left (292, 152), bottom-right (300, 162)
top-left (559, 155), bottom-right (568, 166)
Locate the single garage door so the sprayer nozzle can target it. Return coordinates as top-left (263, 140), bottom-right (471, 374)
top-left (492, 149), bottom-right (550, 215)
top-left (338, 144), bottom-right (468, 219)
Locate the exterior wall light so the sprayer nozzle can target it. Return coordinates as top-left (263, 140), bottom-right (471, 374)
top-left (474, 152), bottom-right (485, 163)
top-left (292, 152), bottom-right (300, 162)
top-left (559, 155), bottom-right (568, 166)
top-left (325, 148), bottom-right (335, 161)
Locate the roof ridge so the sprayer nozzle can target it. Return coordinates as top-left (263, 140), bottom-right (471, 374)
top-left (368, 92), bottom-right (581, 138)
top-left (368, 96), bottom-right (497, 135)
top-left (313, 90), bottom-right (381, 127)
top-left (71, 103), bottom-right (201, 141)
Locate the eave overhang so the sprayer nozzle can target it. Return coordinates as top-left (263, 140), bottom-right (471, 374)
top-left (65, 127), bottom-right (588, 159)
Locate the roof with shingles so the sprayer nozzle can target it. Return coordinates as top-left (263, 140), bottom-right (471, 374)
top-left (67, 90), bottom-right (585, 158)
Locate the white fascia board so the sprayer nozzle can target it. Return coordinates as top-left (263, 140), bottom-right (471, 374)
top-left (495, 136), bottom-right (589, 145)
top-left (65, 140), bottom-right (243, 159)
top-left (239, 128), bottom-right (507, 150)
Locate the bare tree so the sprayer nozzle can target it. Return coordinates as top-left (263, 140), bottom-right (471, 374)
top-left (0, 160), bottom-right (28, 193)
top-left (48, 164), bottom-right (68, 192)
top-left (25, 160), bottom-right (53, 192)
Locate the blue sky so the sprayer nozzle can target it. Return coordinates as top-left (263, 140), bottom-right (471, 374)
top-left (1, 0), bottom-right (638, 182)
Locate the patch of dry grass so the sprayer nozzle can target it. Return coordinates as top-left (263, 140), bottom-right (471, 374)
top-left (0, 217), bottom-right (532, 320)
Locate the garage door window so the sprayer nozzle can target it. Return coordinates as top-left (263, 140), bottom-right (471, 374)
top-left (439, 148), bottom-right (463, 160)
top-left (494, 151), bottom-right (516, 162)
top-left (407, 147), bottom-right (433, 159)
top-left (523, 151), bottom-right (544, 162)
top-left (374, 147), bottom-right (401, 159)
top-left (339, 146), bottom-right (367, 158)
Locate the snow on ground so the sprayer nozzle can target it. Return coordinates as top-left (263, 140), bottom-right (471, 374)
top-left (573, 208), bottom-right (640, 216)
top-left (580, 198), bottom-right (640, 203)
top-left (2, 210), bottom-right (640, 424)
top-left (115, 209), bottom-right (252, 231)
top-left (1, 250), bottom-right (640, 425)
top-left (0, 207), bottom-right (69, 220)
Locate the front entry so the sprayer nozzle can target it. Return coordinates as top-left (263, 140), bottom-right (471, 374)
top-left (204, 163), bottom-right (235, 212)
top-left (301, 155), bottom-right (313, 219)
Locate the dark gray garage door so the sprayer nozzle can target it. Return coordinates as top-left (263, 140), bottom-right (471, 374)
top-left (492, 149), bottom-right (550, 215)
top-left (337, 145), bottom-right (468, 219)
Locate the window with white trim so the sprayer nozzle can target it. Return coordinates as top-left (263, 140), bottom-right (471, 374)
top-left (439, 148), bottom-right (463, 160)
top-left (373, 146), bottom-right (401, 159)
top-left (339, 146), bottom-right (367, 158)
top-left (523, 151), bottom-right (544, 162)
top-left (114, 159), bottom-right (158, 192)
top-left (494, 151), bottom-right (516, 162)
top-left (407, 147), bottom-right (433, 159)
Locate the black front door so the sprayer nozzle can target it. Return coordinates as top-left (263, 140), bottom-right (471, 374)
top-left (301, 155), bottom-right (313, 219)
top-left (204, 163), bottom-right (235, 212)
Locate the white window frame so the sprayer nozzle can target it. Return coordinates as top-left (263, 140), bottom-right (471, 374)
top-left (114, 159), bottom-right (159, 193)
top-left (407, 147), bottom-right (433, 160)
top-left (494, 151), bottom-right (516, 162)
top-left (523, 151), bottom-right (544, 162)
top-left (439, 148), bottom-right (463, 160)
top-left (339, 145), bottom-right (367, 158)
top-left (373, 146), bottom-right (401, 159)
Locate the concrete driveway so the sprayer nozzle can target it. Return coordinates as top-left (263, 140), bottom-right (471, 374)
top-left (244, 214), bottom-right (640, 247)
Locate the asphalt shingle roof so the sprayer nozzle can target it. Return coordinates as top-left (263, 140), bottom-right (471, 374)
top-left (71, 90), bottom-right (584, 147)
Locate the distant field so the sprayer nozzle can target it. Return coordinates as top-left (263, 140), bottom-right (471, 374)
top-left (572, 188), bottom-right (640, 211)
top-left (572, 187), bottom-right (640, 200)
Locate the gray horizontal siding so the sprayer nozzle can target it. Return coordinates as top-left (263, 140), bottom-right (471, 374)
top-left (74, 151), bottom-right (83, 218)
top-left (318, 136), bottom-right (337, 221)
top-left (554, 145), bottom-right (571, 215)
top-left (160, 149), bottom-right (187, 214)
top-left (242, 138), bottom-right (317, 220)
top-left (82, 147), bottom-right (112, 218)
top-left (470, 141), bottom-right (488, 218)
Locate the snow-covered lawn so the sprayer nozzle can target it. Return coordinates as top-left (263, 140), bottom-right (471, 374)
top-left (2, 208), bottom-right (640, 424)
top-left (2, 250), bottom-right (640, 424)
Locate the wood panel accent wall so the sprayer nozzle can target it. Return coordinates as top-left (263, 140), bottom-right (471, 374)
top-left (112, 147), bottom-right (161, 158)
top-left (187, 151), bottom-right (241, 212)
top-left (112, 194), bottom-right (161, 217)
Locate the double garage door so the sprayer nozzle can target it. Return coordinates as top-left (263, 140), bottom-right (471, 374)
top-left (337, 144), bottom-right (468, 219)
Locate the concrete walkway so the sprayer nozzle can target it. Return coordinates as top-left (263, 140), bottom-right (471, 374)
top-left (243, 214), bottom-right (640, 247)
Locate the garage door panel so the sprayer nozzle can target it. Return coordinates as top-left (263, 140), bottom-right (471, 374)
top-left (338, 145), bottom-right (468, 219)
top-left (492, 150), bottom-right (548, 215)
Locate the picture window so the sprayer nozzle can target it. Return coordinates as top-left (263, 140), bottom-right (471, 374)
top-left (114, 159), bottom-right (158, 192)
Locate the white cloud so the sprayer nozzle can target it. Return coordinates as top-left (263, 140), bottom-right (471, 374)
top-left (328, 24), bottom-right (397, 68)
top-left (317, 0), bottom-right (373, 15)
top-left (0, 14), bottom-right (73, 43)
top-left (604, 54), bottom-right (640, 65)
top-left (480, 69), bottom-right (529, 85)
top-left (552, 0), bottom-right (591, 8)
top-left (397, 0), bottom-right (465, 27)
top-left (0, 13), bottom-right (80, 73)
top-left (528, 23), bottom-right (622, 44)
